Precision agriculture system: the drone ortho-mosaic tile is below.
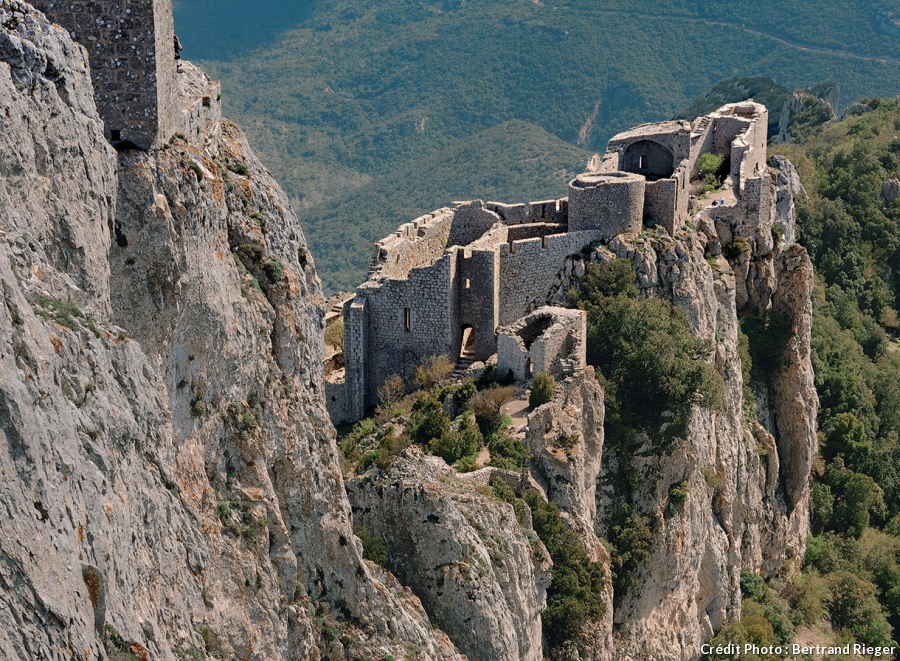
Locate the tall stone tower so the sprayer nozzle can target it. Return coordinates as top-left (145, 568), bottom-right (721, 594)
top-left (32, 0), bottom-right (179, 150)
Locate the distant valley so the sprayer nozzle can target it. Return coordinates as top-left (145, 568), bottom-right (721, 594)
top-left (173, 0), bottom-right (900, 290)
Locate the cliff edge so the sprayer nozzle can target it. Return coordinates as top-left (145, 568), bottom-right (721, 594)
top-left (0, 3), bottom-right (465, 659)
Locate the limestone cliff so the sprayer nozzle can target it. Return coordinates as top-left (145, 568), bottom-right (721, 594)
top-left (0, 3), bottom-right (464, 659)
top-left (0, 2), bottom-right (817, 660)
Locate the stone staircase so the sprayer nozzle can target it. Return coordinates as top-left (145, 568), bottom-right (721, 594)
top-left (451, 355), bottom-right (475, 380)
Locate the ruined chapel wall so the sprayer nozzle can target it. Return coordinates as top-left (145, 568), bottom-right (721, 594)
top-left (498, 230), bottom-right (602, 326)
top-left (497, 308), bottom-right (586, 381)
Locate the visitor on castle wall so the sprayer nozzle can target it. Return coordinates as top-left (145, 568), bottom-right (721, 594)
top-left (174, 34), bottom-right (183, 60)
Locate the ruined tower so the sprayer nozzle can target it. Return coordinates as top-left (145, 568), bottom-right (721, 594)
top-left (32, 0), bottom-right (179, 150)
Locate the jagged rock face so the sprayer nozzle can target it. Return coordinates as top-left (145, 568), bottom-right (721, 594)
top-left (525, 368), bottom-right (604, 545)
top-left (583, 194), bottom-right (817, 660)
top-left (0, 1), bottom-right (116, 315)
top-left (772, 156), bottom-right (806, 247)
top-left (348, 449), bottom-right (551, 661)
top-left (0, 4), bottom-right (465, 660)
top-left (523, 370), bottom-right (614, 661)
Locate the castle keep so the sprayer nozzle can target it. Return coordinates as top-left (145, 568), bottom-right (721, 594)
top-left (326, 102), bottom-right (770, 424)
top-left (32, 0), bottom-right (219, 150)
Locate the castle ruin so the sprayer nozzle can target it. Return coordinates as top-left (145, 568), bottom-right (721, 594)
top-left (32, 0), bottom-right (220, 150)
top-left (326, 102), bottom-right (770, 425)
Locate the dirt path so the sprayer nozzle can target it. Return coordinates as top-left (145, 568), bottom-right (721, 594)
top-left (502, 397), bottom-right (531, 436)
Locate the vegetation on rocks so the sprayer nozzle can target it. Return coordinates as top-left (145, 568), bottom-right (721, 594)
top-left (570, 259), bottom-right (725, 443)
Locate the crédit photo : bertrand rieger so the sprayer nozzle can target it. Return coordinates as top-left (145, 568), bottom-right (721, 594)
top-left (700, 643), bottom-right (897, 657)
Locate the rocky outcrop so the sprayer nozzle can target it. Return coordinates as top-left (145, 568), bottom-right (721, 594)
top-left (567, 170), bottom-right (817, 660)
top-left (348, 449), bottom-right (551, 661)
top-left (0, 3), bottom-right (465, 659)
top-left (772, 155), bottom-right (806, 247)
top-left (882, 178), bottom-right (900, 207)
top-left (523, 369), bottom-right (614, 661)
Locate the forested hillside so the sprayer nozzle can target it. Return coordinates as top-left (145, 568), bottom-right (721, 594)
top-left (174, 0), bottom-right (900, 291)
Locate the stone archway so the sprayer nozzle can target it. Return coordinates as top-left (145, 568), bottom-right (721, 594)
top-left (623, 139), bottom-right (675, 179)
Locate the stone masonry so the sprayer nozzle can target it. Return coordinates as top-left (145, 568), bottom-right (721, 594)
top-left (327, 102), bottom-right (771, 425)
top-left (31, 0), bottom-right (218, 150)
top-left (496, 307), bottom-right (586, 382)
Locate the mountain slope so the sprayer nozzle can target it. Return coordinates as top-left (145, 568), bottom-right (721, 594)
top-left (174, 0), bottom-right (900, 290)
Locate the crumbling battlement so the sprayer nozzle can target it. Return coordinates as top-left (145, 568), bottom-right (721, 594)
top-left (327, 101), bottom-right (773, 425)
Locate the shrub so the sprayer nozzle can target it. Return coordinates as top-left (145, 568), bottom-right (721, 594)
top-left (571, 260), bottom-right (724, 437)
top-left (263, 259), bottom-right (285, 283)
top-left (378, 374), bottom-right (406, 405)
top-left (187, 160), bottom-right (203, 181)
top-left (826, 570), bottom-right (895, 646)
top-left (722, 236), bottom-right (752, 259)
top-left (410, 393), bottom-right (450, 445)
top-left (522, 489), bottom-right (606, 649)
top-left (608, 504), bottom-right (653, 595)
top-left (411, 354), bottom-right (454, 390)
top-left (237, 242), bottom-right (265, 263)
top-left (228, 162), bottom-right (249, 175)
top-left (356, 526), bottom-right (391, 569)
top-left (486, 427), bottom-right (531, 470)
top-left (324, 320), bottom-right (344, 350)
top-left (429, 413), bottom-right (482, 464)
top-left (772, 222), bottom-right (785, 245)
top-left (470, 385), bottom-right (515, 434)
top-left (697, 152), bottom-right (726, 177)
top-left (668, 480), bottom-right (690, 506)
top-left (740, 571), bottom-right (767, 602)
top-left (529, 372), bottom-right (556, 408)
top-left (191, 400), bottom-right (207, 417)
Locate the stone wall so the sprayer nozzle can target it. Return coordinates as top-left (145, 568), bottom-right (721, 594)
top-left (457, 249), bottom-right (500, 362)
top-left (498, 230), bottom-right (602, 326)
top-left (33, 0), bottom-right (177, 149)
top-left (567, 172), bottom-right (644, 237)
top-left (486, 199), bottom-right (567, 225)
top-left (371, 208), bottom-right (455, 281)
top-left (360, 254), bottom-right (458, 405)
top-left (497, 307), bottom-right (586, 381)
top-left (506, 222), bottom-right (567, 242)
top-left (326, 379), bottom-right (354, 426)
top-left (606, 120), bottom-right (693, 170)
top-left (643, 178), bottom-right (677, 231)
top-left (446, 201), bottom-right (501, 247)
top-left (343, 296), bottom-right (369, 422)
